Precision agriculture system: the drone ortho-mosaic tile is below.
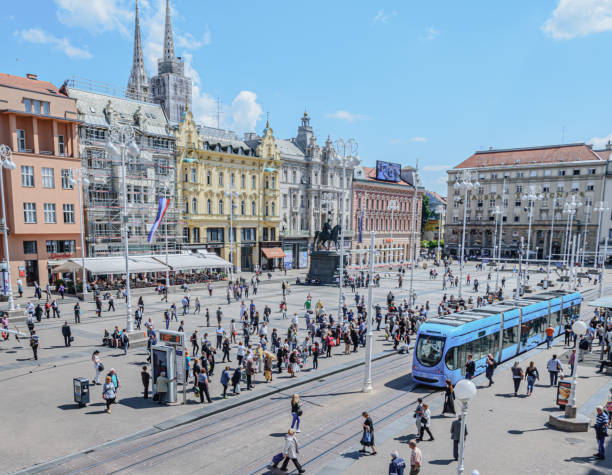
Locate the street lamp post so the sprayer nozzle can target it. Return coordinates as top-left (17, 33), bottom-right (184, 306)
top-left (594, 201), bottom-right (609, 267)
top-left (600, 238), bottom-right (608, 298)
top-left (454, 379), bottom-right (477, 475)
top-left (161, 185), bottom-right (171, 290)
top-left (362, 231), bottom-right (375, 393)
top-left (0, 144), bottom-right (16, 311)
top-left (105, 125), bottom-right (140, 332)
top-left (453, 169), bottom-right (479, 298)
top-left (491, 205), bottom-right (502, 292)
top-left (333, 138), bottom-right (359, 323)
top-left (580, 203), bottom-right (591, 268)
top-left (562, 196), bottom-right (581, 268)
top-left (521, 186), bottom-right (543, 279)
top-left (225, 189), bottom-right (238, 281)
top-left (496, 180), bottom-right (507, 291)
top-left (408, 166), bottom-right (421, 307)
top-left (566, 320), bottom-right (587, 417)
top-left (69, 169), bottom-right (90, 296)
top-left (546, 197), bottom-right (558, 285)
top-left (388, 199), bottom-right (399, 264)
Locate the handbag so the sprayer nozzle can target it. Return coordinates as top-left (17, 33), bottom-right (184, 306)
top-left (272, 453), bottom-right (284, 465)
top-left (70, 336), bottom-right (74, 342)
top-left (420, 416), bottom-right (428, 425)
top-left (361, 430), bottom-right (372, 445)
top-left (98, 363), bottom-right (104, 372)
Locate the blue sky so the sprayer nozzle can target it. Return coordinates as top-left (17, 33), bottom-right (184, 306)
top-left (2, 0), bottom-right (612, 194)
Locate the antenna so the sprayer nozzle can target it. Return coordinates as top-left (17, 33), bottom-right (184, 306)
top-left (561, 125), bottom-right (566, 144)
top-left (216, 97), bottom-right (223, 129)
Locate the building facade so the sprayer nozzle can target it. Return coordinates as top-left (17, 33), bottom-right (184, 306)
top-left (272, 112), bottom-right (356, 269)
top-left (67, 87), bottom-right (179, 256)
top-left (445, 143), bottom-right (606, 261)
top-left (0, 73), bottom-right (82, 288)
top-left (351, 166), bottom-right (422, 266)
top-left (176, 113), bottom-right (281, 271)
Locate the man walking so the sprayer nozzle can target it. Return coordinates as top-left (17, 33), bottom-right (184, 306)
top-left (450, 415), bottom-right (468, 461)
top-left (545, 324), bottom-right (555, 349)
top-left (546, 354), bottom-right (562, 386)
top-left (465, 354), bottom-right (475, 380)
top-left (30, 331), bottom-right (39, 360)
top-left (408, 440), bottom-right (422, 475)
top-left (141, 366), bottom-right (150, 399)
top-left (121, 329), bottom-right (129, 355)
top-left (61, 321), bottom-right (72, 347)
top-left (594, 406), bottom-right (609, 459)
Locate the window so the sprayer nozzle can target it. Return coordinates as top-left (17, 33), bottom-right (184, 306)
top-left (207, 199), bottom-right (212, 214)
top-left (263, 228), bottom-right (269, 241)
top-left (252, 175), bottom-right (256, 189)
top-left (241, 201), bottom-right (245, 215)
top-left (416, 335), bottom-right (446, 367)
top-left (61, 169), bottom-right (74, 189)
top-left (251, 201), bottom-right (256, 215)
top-left (265, 178), bottom-right (269, 189)
top-left (58, 135), bottom-right (65, 155)
top-left (206, 170), bottom-right (211, 185)
top-left (558, 170), bottom-right (566, 176)
top-left (206, 228), bottom-right (224, 241)
top-left (184, 201), bottom-right (189, 214)
top-left (515, 200), bottom-right (521, 207)
top-left (573, 169), bottom-right (580, 175)
top-left (241, 174), bottom-right (246, 188)
top-left (46, 240), bottom-right (75, 253)
top-left (515, 185), bottom-right (523, 193)
top-left (62, 204), bottom-right (75, 223)
top-left (183, 228), bottom-right (190, 243)
top-left (231, 173), bottom-right (236, 187)
top-left (17, 129), bottom-right (26, 152)
top-left (530, 170), bottom-right (537, 177)
top-left (23, 241), bottom-right (37, 254)
top-left (271, 176), bottom-right (276, 189)
top-left (21, 166), bottom-right (34, 187)
top-left (241, 228), bottom-right (256, 241)
top-left (516, 172), bottom-right (524, 178)
top-left (191, 168), bottom-right (196, 182)
top-left (292, 170), bottom-right (297, 183)
top-left (191, 197), bottom-right (198, 214)
top-left (42, 102), bottom-right (50, 115)
top-left (24, 98), bottom-right (31, 113)
top-left (542, 186), bottom-right (550, 192)
top-left (23, 203), bottom-right (36, 223)
top-left (193, 227), bottom-right (200, 243)
top-left (270, 228), bottom-right (275, 240)
top-left (219, 199), bottom-right (224, 214)
top-left (271, 202), bottom-right (275, 215)
top-left (44, 203), bottom-right (56, 223)
top-left (42, 168), bottom-right (54, 188)
top-left (183, 168), bottom-right (188, 182)
top-left (589, 168), bottom-right (596, 175)
top-left (544, 170), bottom-right (551, 177)
top-left (219, 172), bottom-right (224, 186)
top-left (514, 216), bottom-right (520, 222)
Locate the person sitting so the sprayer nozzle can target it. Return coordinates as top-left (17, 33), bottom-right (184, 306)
top-left (102, 329), bottom-right (111, 346)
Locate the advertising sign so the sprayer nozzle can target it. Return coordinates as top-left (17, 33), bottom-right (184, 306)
top-left (376, 161), bottom-right (401, 182)
top-left (556, 380), bottom-right (572, 407)
top-left (284, 249), bottom-right (293, 270)
top-left (158, 330), bottom-right (185, 384)
top-left (299, 251), bottom-right (308, 268)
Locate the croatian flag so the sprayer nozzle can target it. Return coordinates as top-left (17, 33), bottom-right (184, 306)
top-left (147, 197), bottom-right (170, 242)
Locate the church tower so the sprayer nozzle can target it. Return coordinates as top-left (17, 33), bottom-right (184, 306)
top-left (126, 0), bottom-right (149, 101)
top-left (150, 0), bottom-right (192, 123)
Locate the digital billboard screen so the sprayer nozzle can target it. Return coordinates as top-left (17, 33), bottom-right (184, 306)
top-left (376, 161), bottom-right (401, 182)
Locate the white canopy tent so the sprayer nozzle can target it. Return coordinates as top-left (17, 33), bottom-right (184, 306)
top-left (152, 252), bottom-right (232, 271)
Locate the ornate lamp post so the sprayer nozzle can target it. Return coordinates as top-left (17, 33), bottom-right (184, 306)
top-left (453, 169), bottom-right (479, 298)
top-left (333, 138), bottom-right (359, 323)
top-left (562, 196), bottom-right (581, 268)
top-left (387, 199), bottom-right (399, 264)
top-left (105, 124), bottom-right (140, 332)
top-left (594, 201), bottom-right (609, 267)
top-left (224, 188), bottom-right (239, 281)
top-left (408, 167), bottom-right (421, 307)
top-left (68, 169), bottom-right (90, 296)
top-left (521, 185), bottom-right (543, 279)
top-left (454, 379), bottom-right (477, 475)
top-left (0, 144), bottom-right (16, 311)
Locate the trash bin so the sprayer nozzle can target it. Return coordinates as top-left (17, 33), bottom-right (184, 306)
top-left (73, 377), bottom-right (90, 407)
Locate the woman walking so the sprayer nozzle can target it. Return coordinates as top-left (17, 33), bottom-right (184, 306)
top-left (511, 361), bottom-right (524, 396)
top-left (92, 350), bottom-right (102, 385)
top-left (274, 429), bottom-right (305, 473)
top-left (418, 404), bottom-right (434, 441)
top-left (102, 375), bottom-right (116, 414)
top-left (442, 379), bottom-right (456, 415)
top-left (360, 411), bottom-right (377, 455)
top-left (290, 394), bottom-right (303, 433)
top-left (525, 361), bottom-right (540, 396)
top-left (485, 354), bottom-right (496, 386)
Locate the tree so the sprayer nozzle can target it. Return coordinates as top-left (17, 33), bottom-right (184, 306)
top-left (421, 194), bottom-right (433, 229)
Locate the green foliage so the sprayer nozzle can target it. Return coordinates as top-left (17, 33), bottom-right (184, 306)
top-left (421, 194), bottom-right (433, 229)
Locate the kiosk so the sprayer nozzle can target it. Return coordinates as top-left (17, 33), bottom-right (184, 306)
top-left (152, 345), bottom-right (177, 404)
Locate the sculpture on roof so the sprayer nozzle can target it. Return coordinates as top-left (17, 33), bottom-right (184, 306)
top-left (103, 100), bottom-right (115, 125)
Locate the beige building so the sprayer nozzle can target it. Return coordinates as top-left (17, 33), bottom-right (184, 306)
top-left (445, 143), bottom-right (606, 261)
top-left (0, 73), bottom-right (82, 289)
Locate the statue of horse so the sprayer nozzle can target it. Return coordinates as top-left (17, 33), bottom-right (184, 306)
top-left (314, 221), bottom-right (332, 250)
top-left (330, 224), bottom-right (342, 251)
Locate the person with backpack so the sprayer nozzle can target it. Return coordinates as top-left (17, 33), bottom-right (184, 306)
top-left (389, 451), bottom-right (406, 475)
top-left (92, 350), bottom-right (102, 385)
top-left (30, 331), bottom-right (39, 360)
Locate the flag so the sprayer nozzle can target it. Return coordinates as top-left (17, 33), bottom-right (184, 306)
top-left (358, 210), bottom-right (364, 243)
top-left (147, 197), bottom-right (170, 242)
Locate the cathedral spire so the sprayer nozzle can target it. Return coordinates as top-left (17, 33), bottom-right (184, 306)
top-left (163, 0), bottom-right (175, 62)
top-left (127, 0), bottom-right (148, 101)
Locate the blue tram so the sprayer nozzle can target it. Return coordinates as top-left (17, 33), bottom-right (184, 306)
top-left (412, 290), bottom-right (582, 387)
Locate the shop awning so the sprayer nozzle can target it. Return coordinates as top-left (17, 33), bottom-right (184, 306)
top-left (53, 256), bottom-right (170, 275)
top-left (262, 247), bottom-right (285, 259)
top-left (152, 252), bottom-right (232, 270)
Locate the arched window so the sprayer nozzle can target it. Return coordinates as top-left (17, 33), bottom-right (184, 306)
top-left (192, 197), bottom-right (197, 214)
top-left (241, 174), bottom-right (246, 188)
top-left (251, 201), bottom-right (256, 215)
top-left (271, 202), bottom-right (275, 215)
top-left (241, 201), bottom-right (245, 215)
top-left (231, 173), bottom-right (235, 186)
top-left (184, 200), bottom-right (189, 214)
top-left (265, 203), bottom-right (269, 216)
top-left (206, 170), bottom-right (211, 185)
top-left (219, 199), bottom-right (224, 214)
top-left (207, 199), bottom-right (212, 214)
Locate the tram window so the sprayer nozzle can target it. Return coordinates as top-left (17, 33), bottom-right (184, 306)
top-left (445, 348), bottom-right (458, 370)
top-left (552, 310), bottom-right (562, 326)
top-left (416, 335), bottom-right (446, 367)
top-left (503, 326), bottom-right (517, 349)
top-left (451, 332), bottom-right (501, 371)
top-left (570, 304), bottom-right (580, 320)
top-left (528, 316), bottom-right (547, 337)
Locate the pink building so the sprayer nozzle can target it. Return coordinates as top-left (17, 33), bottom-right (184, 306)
top-left (351, 166), bottom-right (422, 265)
top-left (0, 73), bottom-right (82, 289)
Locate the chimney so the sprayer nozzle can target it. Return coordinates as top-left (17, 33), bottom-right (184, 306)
top-left (26, 73), bottom-right (38, 80)
top-left (606, 140), bottom-right (612, 151)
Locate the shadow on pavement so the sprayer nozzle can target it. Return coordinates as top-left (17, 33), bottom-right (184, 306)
top-left (508, 427), bottom-right (548, 435)
top-left (429, 459), bottom-right (454, 465)
top-left (541, 406), bottom-right (562, 412)
top-left (116, 397), bottom-right (152, 409)
top-left (341, 450), bottom-right (363, 460)
top-left (57, 403), bottom-right (85, 410)
top-left (394, 434), bottom-right (419, 444)
top-left (269, 433), bottom-right (287, 438)
top-left (384, 374), bottom-right (425, 392)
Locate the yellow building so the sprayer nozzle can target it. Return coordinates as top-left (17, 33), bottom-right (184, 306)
top-left (175, 111), bottom-right (282, 271)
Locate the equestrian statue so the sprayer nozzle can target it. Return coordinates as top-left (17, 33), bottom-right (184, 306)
top-left (313, 220), bottom-right (342, 251)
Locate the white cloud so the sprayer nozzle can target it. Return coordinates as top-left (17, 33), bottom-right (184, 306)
top-left (229, 91), bottom-right (263, 132)
top-left (327, 110), bottom-right (368, 122)
top-left (412, 136), bottom-right (428, 142)
top-left (589, 132), bottom-right (612, 149)
top-left (54, 0), bottom-right (133, 37)
top-left (543, 0), bottom-right (612, 40)
top-left (388, 138), bottom-right (402, 145)
top-left (176, 28), bottom-right (211, 49)
top-left (435, 175), bottom-right (449, 185)
top-left (372, 9), bottom-right (397, 24)
top-left (425, 27), bottom-right (439, 40)
top-left (15, 28), bottom-right (92, 59)
top-left (422, 164), bottom-right (452, 172)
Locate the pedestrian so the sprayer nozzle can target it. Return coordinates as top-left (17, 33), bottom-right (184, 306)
top-left (246, 357), bottom-right (255, 389)
top-left (17, 278), bottom-right (23, 297)
top-left (511, 361), bottom-right (524, 396)
top-left (290, 394), bottom-right (303, 433)
top-left (108, 295), bottom-right (115, 312)
top-left (569, 349), bottom-right (576, 376)
top-left (191, 330), bottom-right (200, 356)
top-left (102, 375), bottom-right (116, 414)
top-left (360, 411), bottom-right (377, 455)
top-left (222, 337), bottom-right (231, 362)
top-left (273, 429), bottom-right (305, 473)
top-left (220, 366), bottom-right (231, 399)
top-left (30, 330), bottom-right (39, 360)
top-left (197, 368), bottom-right (212, 403)
top-left (92, 350), bottom-right (102, 385)
top-left (546, 354), bottom-right (562, 387)
top-left (525, 361), bottom-right (540, 396)
top-left (594, 406), bottom-right (609, 459)
top-left (465, 354), bottom-right (475, 380)
top-left (264, 351), bottom-right (274, 382)
top-left (231, 366), bottom-right (241, 394)
top-left (156, 371), bottom-right (169, 404)
top-left (485, 354), bottom-right (496, 386)
top-left (121, 329), bottom-right (129, 355)
top-left (442, 379), bottom-right (456, 415)
top-left (418, 404), bottom-right (434, 441)
top-left (389, 451), bottom-right (406, 475)
top-left (73, 302), bottom-right (81, 324)
top-left (545, 324), bottom-right (555, 349)
top-left (414, 398), bottom-right (424, 434)
top-left (61, 321), bottom-right (72, 347)
top-left (141, 366), bottom-right (150, 399)
top-left (450, 415), bottom-right (468, 461)
top-left (312, 342), bottom-right (319, 370)
top-left (408, 440), bottom-right (422, 475)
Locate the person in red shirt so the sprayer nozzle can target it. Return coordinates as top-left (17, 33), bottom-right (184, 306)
top-left (545, 325), bottom-right (555, 349)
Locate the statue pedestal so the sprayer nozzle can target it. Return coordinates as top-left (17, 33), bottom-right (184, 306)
top-left (307, 251), bottom-right (341, 285)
